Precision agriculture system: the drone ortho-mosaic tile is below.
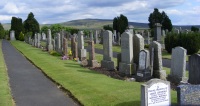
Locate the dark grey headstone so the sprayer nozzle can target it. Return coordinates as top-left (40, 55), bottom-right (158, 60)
top-left (177, 84), bottom-right (200, 106)
top-left (188, 54), bottom-right (200, 84)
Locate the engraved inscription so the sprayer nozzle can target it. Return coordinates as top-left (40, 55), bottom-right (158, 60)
top-left (148, 82), bottom-right (170, 106)
top-left (139, 51), bottom-right (146, 70)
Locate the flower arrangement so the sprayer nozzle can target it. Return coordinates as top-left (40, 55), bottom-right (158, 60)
top-left (68, 50), bottom-right (72, 56)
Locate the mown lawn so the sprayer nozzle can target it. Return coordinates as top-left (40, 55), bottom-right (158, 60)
top-left (12, 41), bottom-right (178, 106)
top-left (0, 40), bottom-right (13, 106)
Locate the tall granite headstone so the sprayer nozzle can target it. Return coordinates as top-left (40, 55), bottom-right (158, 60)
top-left (141, 79), bottom-right (171, 106)
top-left (119, 31), bottom-right (134, 75)
top-left (154, 23), bottom-right (162, 42)
top-left (101, 30), bottom-right (114, 70)
top-left (133, 34), bottom-right (144, 65)
top-left (169, 47), bottom-right (187, 83)
top-left (47, 29), bottom-right (53, 51)
top-left (94, 30), bottom-right (99, 44)
top-left (37, 33), bottom-right (41, 48)
top-left (149, 41), bottom-right (165, 80)
top-left (88, 41), bottom-right (99, 67)
top-left (188, 54), bottom-right (200, 84)
top-left (78, 31), bottom-right (87, 60)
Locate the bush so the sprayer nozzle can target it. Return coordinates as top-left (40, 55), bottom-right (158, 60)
top-left (19, 32), bottom-right (24, 41)
top-left (165, 32), bottom-right (200, 55)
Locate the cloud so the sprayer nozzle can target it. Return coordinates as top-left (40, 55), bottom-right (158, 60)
top-left (0, 15), bottom-right (12, 22)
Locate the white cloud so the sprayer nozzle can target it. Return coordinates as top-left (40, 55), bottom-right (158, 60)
top-left (3, 2), bottom-right (20, 14)
top-left (0, 15), bottom-right (12, 21)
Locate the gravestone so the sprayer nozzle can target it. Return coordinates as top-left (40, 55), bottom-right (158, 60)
top-left (42, 33), bottom-right (46, 40)
top-left (149, 41), bottom-right (166, 80)
top-left (94, 30), bottom-right (99, 44)
top-left (113, 30), bottom-right (117, 42)
top-left (133, 34), bottom-right (144, 66)
top-left (177, 84), bottom-right (200, 106)
top-left (71, 36), bottom-right (75, 54)
top-left (153, 23), bottom-right (162, 42)
top-left (10, 30), bottom-right (15, 40)
top-left (73, 42), bottom-right (78, 59)
top-left (90, 31), bottom-right (93, 41)
top-left (47, 29), bottom-right (53, 52)
top-left (117, 32), bottom-right (121, 45)
top-left (141, 79), bottom-right (171, 106)
top-left (99, 30), bottom-right (103, 44)
top-left (188, 54), bottom-right (200, 84)
top-left (117, 53), bottom-right (121, 70)
top-left (136, 50), bottom-right (151, 81)
top-left (169, 47), bottom-right (187, 83)
top-left (37, 33), bottom-right (41, 48)
top-left (101, 30), bottom-right (114, 70)
top-left (63, 38), bottom-right (68, 56)
top-left (52, 39), bottom-right (55, 50)
top-left (88, 41), bottom-right (99, 67)
top-left (78, 31), bottom-right (87, 60)
top-left (119, 31), bottom-right (135, 75)
top-left (147, 31), bottom-right (150, 44)
top-left (34, 33), bottom-right (37, 47)
top-left (175, 29), bottom-right (180, 34)
top-left (56, 33), bottom-right (62, 53)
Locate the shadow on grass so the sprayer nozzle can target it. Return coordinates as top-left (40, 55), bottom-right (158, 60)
top-left (115, 101), bottom-right (139, 106)
top-left (77, 70), bottom-right (101, 75)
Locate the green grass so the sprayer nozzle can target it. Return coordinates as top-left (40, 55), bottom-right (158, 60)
top-left (0, 40), bottom-right (13, 106)
top-left (11, 41), bottom-right (178, 106)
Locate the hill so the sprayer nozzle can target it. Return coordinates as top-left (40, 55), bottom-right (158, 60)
top-left (2, 18), bottom-right (200, 30)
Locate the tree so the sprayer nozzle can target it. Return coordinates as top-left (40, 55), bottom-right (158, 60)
top-left (11, 17), bottom-right (24, 40)
top-left (23, 12), bottom-right (40, 37)
top-left (50, 24), bottom-right (64, 37)
top-left (103, 25), bottom-right (113, 32)
top-left (18, 32), bottom-right (24, 41)
top-left (191, 26), bottom-right (199, 32)
top-left (148, 8), bottom-right (172, 31)
top-left (0, 23), bottom-right (5, 39)
top-left (41, 26), bottom-right (49, 34)
top-left (113, 14), bottom-right (128, 41)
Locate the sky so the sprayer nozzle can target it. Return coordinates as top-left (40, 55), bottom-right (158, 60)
top-left (0, 0), bottom-right (200, 25)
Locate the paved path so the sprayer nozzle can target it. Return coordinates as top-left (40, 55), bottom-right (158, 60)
top-left (84, 46), bottom-right (189, 70)
top-left (2, 40), bottom-right (78, 106)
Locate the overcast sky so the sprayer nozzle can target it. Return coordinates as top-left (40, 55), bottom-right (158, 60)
top-left (0, 0), bottom-right (200, 25)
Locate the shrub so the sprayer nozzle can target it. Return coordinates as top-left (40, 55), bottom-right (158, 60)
top-left (19, 32), bottom-right (24, 41)
top-left (165, 32), bottom-right (200, 55)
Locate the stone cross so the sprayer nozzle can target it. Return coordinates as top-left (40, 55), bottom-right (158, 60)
top-left (78, 31), bottom-right (87, 60)
top-left (169, 47), bottom-right (187, 83)
top-left (119, 31), bottom-right (134, 75)
top-left (101, 30), bottom-right (114, 70)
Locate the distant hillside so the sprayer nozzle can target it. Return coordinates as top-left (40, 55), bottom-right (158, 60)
top-left (3, 18), bottom-right (200, 30)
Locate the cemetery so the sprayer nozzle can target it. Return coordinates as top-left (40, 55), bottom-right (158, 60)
top-left (0, 3), bottom-right (200, 106)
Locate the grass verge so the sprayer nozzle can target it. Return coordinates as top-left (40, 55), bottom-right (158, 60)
top-left (0, 40), bottom-right (13, 106)
top-left (12, 41), bottom-right (177, 106)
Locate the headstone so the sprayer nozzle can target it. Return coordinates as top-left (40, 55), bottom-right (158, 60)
top-left (169, 47), bottom-right (187, 83)
top-left (94, 30), bottom-right (99, 44)
top-left (63, 38), bottom-right (68, 56)
top-left (71, 36), bottom-right (75, 54)
top-left (119, 31), bottom-right (135, 75)
top-left (188, 54), bottom-right (200, 84)
top-left (147, 31), bottom-right (150, 44)
top-left (177, 84), bottom-right (200, 106)
top-left (149, 41), bottom-right (165, 80)
top-left (73, 42), bottom-right (78, 59)
top-left (117, 32), bottom-right (121, 45)
top-left (42, 33), bottom-right (46, 40)
top-left (133, 34), bottom-right (144, 66)
top-left (101, 30), bottom-right (114, 70)
top-left (175, 29), bottom-right (180, 34)
top-left (10, 30), bottom-right (15, 40)
top-left (34, 33), bottom-right (37, 47)
top-left (90, 31), bottom-right (93, 41)
top-left (56, 33), bottom-right (62, 53)
top-left (37, 33), bottom-right (41, 48)
top-left (162, 30), bottom-right (166, 36)
top-left (78, 31), bottom-right (87, 60)
top-left (88, 41), bottom-right (99, 67)
top-left (47, 29), bottom-right (53, 52)
top-left (136, 50), bottom-right (151, 81)
top-left (113, 30), bottom-right (117, 42)
top-left (52, 39), bottom-right (55, 50)
top-left (153, 23), bottom-right (162, 42)
top-left (141, 79), bottom-right (171, 106)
